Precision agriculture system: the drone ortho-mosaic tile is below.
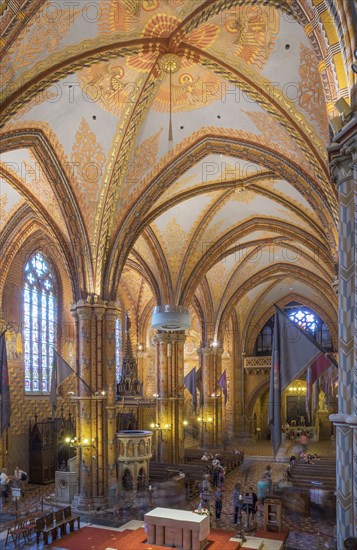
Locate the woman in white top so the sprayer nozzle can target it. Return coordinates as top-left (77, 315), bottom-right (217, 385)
top-left (0, 469), bottom-right (10, 501)
top-left (13, 466), bottom-right (27, 493)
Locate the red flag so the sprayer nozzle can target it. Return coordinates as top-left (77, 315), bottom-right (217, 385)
top-left (310, 354), bottom-right (334, 384)
top-left (306, 366), bottom-right (312, 423)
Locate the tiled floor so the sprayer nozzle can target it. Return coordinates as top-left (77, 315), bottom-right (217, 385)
top-left (0, 438), bottom-right (337, 549)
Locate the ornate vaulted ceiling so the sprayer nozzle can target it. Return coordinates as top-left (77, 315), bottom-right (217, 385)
top-left (1, 0), bottom-right (354, 339)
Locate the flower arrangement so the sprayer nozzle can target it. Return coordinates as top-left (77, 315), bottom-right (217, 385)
top-left (194, 507), bottom-right (209, 516)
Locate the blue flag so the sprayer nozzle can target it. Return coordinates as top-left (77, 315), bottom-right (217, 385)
top-left (196, 366), bottom-right (203, 406)
top-left (183, 367), bottom-right (197, 410)
top-left (0, 333), bottom-right (11, 435)
top-left (217, 370), bottom-right (228, 405)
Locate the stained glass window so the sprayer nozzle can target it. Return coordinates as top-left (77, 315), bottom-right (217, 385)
top-left (254, 304), bottom-right (333, 355)
top-left (23, 252), bottom-right (56, 393)
top-left (115, 317), bottom-right (122, 383)
top-left (289, 308), bottom-right (316, 334)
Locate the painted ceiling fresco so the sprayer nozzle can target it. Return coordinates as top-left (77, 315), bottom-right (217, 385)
top-left (1, 0), bottom-right (351, 336)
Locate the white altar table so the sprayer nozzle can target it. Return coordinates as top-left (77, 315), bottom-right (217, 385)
top-left (144, 507), bottom-right (210, 550)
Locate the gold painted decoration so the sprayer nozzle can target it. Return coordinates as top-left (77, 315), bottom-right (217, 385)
top-left (184, 23), bottom-right (220, 50)
top-left (298, 44), bottom-right (329, 143)
top-left (220, 5), bottom-right (280, 68)
top-left (142, 13), bottom-right (181, 38)
top-left (128, 51), bottom-right (161, 74)
top-left (243, 110), bottom-right (310, 171)
top-left (127, 14), bottom-right (181, 74)
top-left (0, 193), bottom-right (8, 223)
top-left (123, 128), bottom-right (163, 194)
top-left (78, 61), bottom-right (144, 117)
top-left (142, 0), bottom-right (160, 12)
top-left (0, 156), bottom-right (69, 239)
top-left (98, 0), bottom-right (140, 34)
top-left (71, 118), bottom-right (106, 235)
top-left (1, 4), bottom-right (81, 84)
top-left (158, 217), bottom-right (188, 282)
top-left (152, 66), bottom-right (222, 112)
top-left (207, 261), bottom-right (230, 306)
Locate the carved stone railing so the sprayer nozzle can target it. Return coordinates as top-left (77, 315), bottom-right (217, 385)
top-left (244, 356), bottom-right (271, 374)
top-left (243, 353), bottom-right (337, 375)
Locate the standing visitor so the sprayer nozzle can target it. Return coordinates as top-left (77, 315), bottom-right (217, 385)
top-left (214, 485), bottom-right (223, 519)
top-left (232, 482), bottom-right (240, 525)
top-left (300, 432), bottom-right (308, 451)
top-left (244, 486), bottom-right (258, 528)
top-left (264, 464), bottom-right (272, 496)
top-left (0, 469), bottom-right (9, 504)
top-left (211, 455), bottom-right (220, 488)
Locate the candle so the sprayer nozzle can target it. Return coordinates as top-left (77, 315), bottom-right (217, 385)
top-left (149, 485), bottom-right (152, 490)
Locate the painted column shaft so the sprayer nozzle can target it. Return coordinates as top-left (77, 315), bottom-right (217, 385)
top-left (329, 121), bottom-right (357, 545)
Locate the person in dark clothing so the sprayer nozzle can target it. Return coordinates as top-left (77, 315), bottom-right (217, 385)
top-left (214, 486), bottom-right (223, 519)
top-left (232, 482), bottom-right (241, 525)
top-left (244, 486), bottom-right (258, 527)
top-left (211, 455), bottom-right (220, 488)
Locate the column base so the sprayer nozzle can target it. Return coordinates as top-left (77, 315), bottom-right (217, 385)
top-left (72, 494), bottom-right (108, 512)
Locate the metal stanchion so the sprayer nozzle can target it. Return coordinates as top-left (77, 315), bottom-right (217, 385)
top-left (148, 485), bottom-right (154, 509)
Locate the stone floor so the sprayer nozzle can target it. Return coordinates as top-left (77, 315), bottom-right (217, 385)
top-left (0, 438), bottom-right (337, 549)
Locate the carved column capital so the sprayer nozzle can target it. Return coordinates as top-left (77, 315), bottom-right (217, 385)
top-left (328, 117), bottom-right (357, 187)
top-left (71, 301), bottom-right (94, 321)
top-left (153, 332), bottom-right (171, 345)
top-left (329, 155), bottom-right (354, 186)
top-left (197, 347), bottom-right (213, 356)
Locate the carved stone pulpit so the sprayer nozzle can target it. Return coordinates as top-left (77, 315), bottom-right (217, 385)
top-left (55, 456), bottom-right (78, 504)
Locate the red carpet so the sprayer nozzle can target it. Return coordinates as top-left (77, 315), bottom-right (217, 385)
top-left (50, 526), bottom-right (241, 549)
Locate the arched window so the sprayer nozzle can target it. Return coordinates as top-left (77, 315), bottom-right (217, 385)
top-left (288, 307), bottom-right (332, 350)
top-left (115, 317), bottom-right (122, 383)
top-left (23, 252), bottom-right (56, 393)
top-left (254, 304), bottom-right (333, 355)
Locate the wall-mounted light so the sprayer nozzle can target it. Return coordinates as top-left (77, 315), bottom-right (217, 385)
top-left (150, 422), bottom-right (171, 431)
top-left (197, 416), bottom-right (213, 432)
top-left (335, 98), bottom-right (353, 122)
top-left (197, 416), bottom-right (213, 424)
top-left (67, 437), bottom-right (96, 449)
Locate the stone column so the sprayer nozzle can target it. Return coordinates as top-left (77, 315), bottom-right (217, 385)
top-left (197, 346), bottom-right (223, 448)
top-left (328, 116), bottom-right (357, 545)
top-left (153, 332), bottom-right (185, 463)
top-left (70, 298), bottom-right (109, 510)
top-left (104, 302), bottom-right (121, 500)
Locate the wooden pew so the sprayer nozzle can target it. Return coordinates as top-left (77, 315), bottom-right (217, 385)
top-left (184, 448), bottom-right (244, 473)
top-left (148, 461), bottom-right (210, 482)
top-left (289, 457), bottom-right (336, 492)
top-left (35, 506), bottom-right (80, 544)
